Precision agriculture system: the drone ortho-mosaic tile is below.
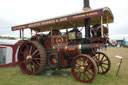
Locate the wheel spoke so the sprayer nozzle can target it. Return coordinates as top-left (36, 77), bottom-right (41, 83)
top-left (22, 60), bottom-right (30, 65)
top-left (95, 56), bottom-right (99, 61)
top-left (102, 59), bottom-right (108, 62)
top-left (100, 66), bottom-right (104, 72)
top-left (78, 72), bottom-right (82, 79)
top-left (74, 65), bottom-right (80, 70)
top-left (30, 64), bottom-right (34, 72)
top-left (32, 65), bottom-right (36, 72)
top-left (29, 64), bottom-right (32, 72)
top-left (100, 55), bottom-right (105, 61)
top-left (98, 54), bottom-right (100, 60)
top-left (87, 70), bottom-right (93, 75)
top-left (83, 59), bottom-right (89, 66)
top-left (83, 72), bottom-right (86, 80)
top-left (34, 53), bottom-right (40, 57)
top-left (102, 62), bottom-right (109, 65)
top-left (33, 58), bottom-right (40, 60)
top-left (26, 45), bottom-right (30, 52)
top-left (29, 46), bottom-right (33, 54)
top-left (87, 63), bottom-right (92, 69)
top-left (32, 62), bottom-right (38, 68)
top-left (24, 50), bottom-right (29, 57)
top-left (85, 72), bottom-right (90, 80)
top-left (76, 59), bottom-right (81, 66)
top-left (101, 65), bottom-right (107, 70)
top-left (26, 64), bottom-right (32, 72)
top-left (32, 49), bottom-right (39, 57)
top-left (81, 57), bottom-right (86, 65)
top-left (24, 44), bottom-right (30, 55)
top-left (35, 60), bottom-right (40, 65)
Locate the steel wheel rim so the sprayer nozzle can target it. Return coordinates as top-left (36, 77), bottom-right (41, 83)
top-left (18, 41), bottom-right (45, 75)
top-left (94, 52), bottom-right (111, 74)
top-left (71, 54), bottom-right (97, 83)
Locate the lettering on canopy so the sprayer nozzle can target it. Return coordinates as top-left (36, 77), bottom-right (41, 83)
top-left (12, 11), bottom-right (100, 31)
top-left (72, 12), bottom-right (99, 19)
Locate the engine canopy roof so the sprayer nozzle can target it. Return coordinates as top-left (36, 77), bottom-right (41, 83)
top-left (12, 7), bottom-right (114, 32)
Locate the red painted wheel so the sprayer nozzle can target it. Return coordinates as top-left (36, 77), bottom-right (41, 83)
top-left (18, 41), bottom-right (46, 75)
top-left (71, 54), bottom-right (97, 83)
top-left (94, 52), bottom-right (111, 74)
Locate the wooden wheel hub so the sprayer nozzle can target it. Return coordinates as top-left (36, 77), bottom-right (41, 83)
top-left (79, 66), bottom-right (85, 72)
top-left (26, 55), bottom-right (32, 60)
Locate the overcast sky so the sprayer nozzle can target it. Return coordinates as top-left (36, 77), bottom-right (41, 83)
top-left (0, 0), bottom-right (128, 40)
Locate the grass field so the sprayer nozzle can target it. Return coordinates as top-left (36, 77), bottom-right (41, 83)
top-left (0, 47), bottom-right (128, 85)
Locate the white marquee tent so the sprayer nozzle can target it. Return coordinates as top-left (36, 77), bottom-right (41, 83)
top-left (0, 39), bottom-right (19, 67)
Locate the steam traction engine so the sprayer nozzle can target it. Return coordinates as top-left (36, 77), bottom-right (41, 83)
top-left (12, 6), bottom-right (114, 83)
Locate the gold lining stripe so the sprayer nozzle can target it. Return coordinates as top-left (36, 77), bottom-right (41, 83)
top-left (65, 45), bottom-right (68, 56)
top-left (53, 46), bottom-right (55, 51)
top-left (78, 44), bottom-right (82, 54)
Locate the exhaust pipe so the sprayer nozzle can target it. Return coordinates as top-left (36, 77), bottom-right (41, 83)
top-left (83, 0), bottom-right (91, 39)
top-left (83, 0), bottom-right (91, 11)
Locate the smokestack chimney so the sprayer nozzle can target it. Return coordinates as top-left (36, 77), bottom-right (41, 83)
top-left (83, 0), bottom-right (91, 11)
top-left (83, 0), bottom-right (91, 38)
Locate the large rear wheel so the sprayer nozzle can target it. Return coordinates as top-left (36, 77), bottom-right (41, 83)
top-left (18, 41), bottom-right (46, 75)
top-left (71, 54), bottom-right (97, 83)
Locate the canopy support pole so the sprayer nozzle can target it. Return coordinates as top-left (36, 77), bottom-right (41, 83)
top-left (20, 30), bottom-right (21, 38)
top-left (51, 28), bottom-right (53, 47)
top-left (22, 29), bottom-right (24, 40)
top-left (30, 29), bottom-right (32, 37)
top-left (101, 16), bottom-right (104, 37)
top-left (106, 15), bottom-right (109, 38)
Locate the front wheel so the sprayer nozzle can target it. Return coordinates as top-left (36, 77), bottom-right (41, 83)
top-left (71, 54), bottom-right (97, 83)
